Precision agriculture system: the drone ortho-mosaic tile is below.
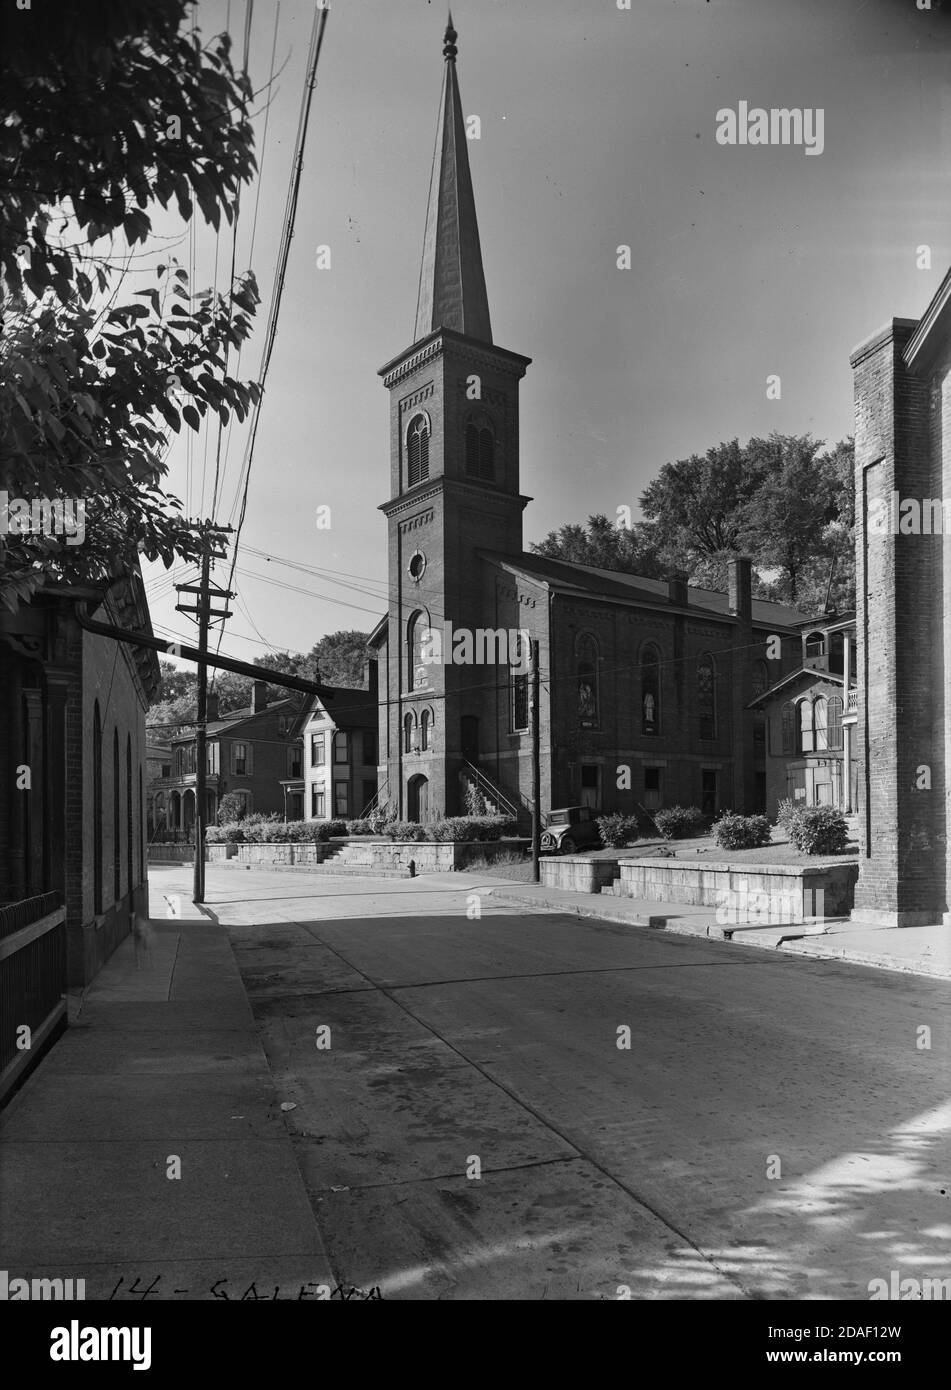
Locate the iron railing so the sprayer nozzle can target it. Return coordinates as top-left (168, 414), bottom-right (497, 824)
top-left (460, 761), bottom-right (531, 829)
top-left (0, 892), bottom-right (67, 1105)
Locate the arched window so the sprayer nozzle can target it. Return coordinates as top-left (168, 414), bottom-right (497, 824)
top-left (126, 735), bottom-right (133, 895)
top-left (799, 698), bottom-right (814, 753)
top-left (576, 633), bottom-right (599, 728)
top-left (828, 695), bottom-right (843, 751)
top-left (805, 631), bottom-right (825, 659)
top-left (113, 728), bottom-right (121, 902)
top-left (407, 611), bottom-right (432, 690)
top-left (421, 708), bottom-right (431, 751)
top-left (814, 696), bottom-right (828, 751)
top-left (781, 701), bottom-right (796, 756)
top-left (403, 712), bottom-right (416, 754)
top-left (407, 413), bottom-right (430, 487)
top-left (641, 644), bottom-right (660, 736)
top-left (93, 702), bottom-right (103, 913)
top-left (465, 418), bottom-right (495, 481)
top-left (698, 655), bottom-right (716, 740)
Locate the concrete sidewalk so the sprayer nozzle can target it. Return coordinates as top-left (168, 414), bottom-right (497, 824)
top-left (0, 891), bottom-right (334, 1301)
top-left (477, 879), bottom-right (951, 980)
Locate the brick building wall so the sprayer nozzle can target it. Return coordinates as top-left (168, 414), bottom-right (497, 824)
top-left (0, 586), bottom-right (153, 988)
top-left (851, 318), bottom-right (943, 925)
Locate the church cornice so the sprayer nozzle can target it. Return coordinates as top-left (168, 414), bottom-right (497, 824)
top-left (378, 328), bottom-right (531, 388)
top-left (379, 482), bottom-right (443, 519)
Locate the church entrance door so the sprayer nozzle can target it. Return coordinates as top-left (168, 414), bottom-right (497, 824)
top-left (408, 774), bottom-right (430, 824)
top-left (580, 764), bottom-right (600, 810)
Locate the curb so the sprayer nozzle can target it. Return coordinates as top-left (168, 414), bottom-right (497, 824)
top-left (482, 886), bottom-right (951, 980)
top-left (482, 887), bottom-right (668, 929)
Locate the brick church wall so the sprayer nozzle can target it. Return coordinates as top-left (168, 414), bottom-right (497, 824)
top-left (851, 319), bottom-right (944, 924)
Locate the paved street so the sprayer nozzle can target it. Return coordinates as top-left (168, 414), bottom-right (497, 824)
top-left (145, 864), bottom-right (950, 1301)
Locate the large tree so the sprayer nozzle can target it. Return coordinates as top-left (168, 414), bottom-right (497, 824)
top-left (146, 630), bottom-right (371, 734)
top-left (531, 513), bottom-right (667, 578)
top-left (638, 438), bottom-right (767, 582)
top-left (0, 0), bottom-right (261, 610)
top-left (737, 434), bottom-right (853, 609)
top-left (307, 630), bottom-right (370, 688)
top-left (532, 435), bottom-right (855, 609)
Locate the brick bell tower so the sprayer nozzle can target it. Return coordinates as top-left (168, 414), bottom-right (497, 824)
top-left (378, 14), bottom-right (531, 822)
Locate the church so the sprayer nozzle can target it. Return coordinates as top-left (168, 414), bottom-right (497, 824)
top-left (368, 18), bottom-right (815, 828)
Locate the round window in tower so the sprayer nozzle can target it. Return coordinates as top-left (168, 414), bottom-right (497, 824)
top-left (408, 550), bottom-right (426, 583)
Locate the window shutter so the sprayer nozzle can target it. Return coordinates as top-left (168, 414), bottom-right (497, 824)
top-left (230, 743), bottom-right (236, 775)
top-left (246, 743), bottom-right (254, 775)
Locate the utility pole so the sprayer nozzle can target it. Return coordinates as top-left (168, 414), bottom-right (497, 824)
top-left (175, 523), bottom-right (233, 904)
top-left (530, 639), bottom-right (541, 883)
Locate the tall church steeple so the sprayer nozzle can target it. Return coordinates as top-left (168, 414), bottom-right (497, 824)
top-left (414, 14), bottom-right (493, 345)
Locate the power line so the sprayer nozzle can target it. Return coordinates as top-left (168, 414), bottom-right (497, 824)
top-left (219, 0), bottom-right (282, 511)
top-left (217, 3), bottom-right (330, 656)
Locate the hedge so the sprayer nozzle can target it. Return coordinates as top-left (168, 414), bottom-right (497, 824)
top-left (785, 805), bottom-right (850, 855)
top-left (654, 805), bottom-right (707, 839)
top-left (596, 813), bottom-right (640, 848)
top-left (713, 813), bottom-right (772, 851)
top-left (383, 815), bottom-right (514, 843)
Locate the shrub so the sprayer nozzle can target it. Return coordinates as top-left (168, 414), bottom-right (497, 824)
top-left (216, 791), bottom-right (249, 824)
top-left (654, 805), bottom-right (707, 839)
top-left (464, 783), bottom-right (489, 817)
top-left (274, 820), bottom-right (320, 843)
top-left (213, 821), bottom-right (245, 843)
top-left (381, 815), bottom-right (511, 843)
top-left (345, 819), bottom-right (376, 836)
top-left (786, 805), bottom-right (849, 855)
top-left (324, 818), bottom-right (348, 837)
top-left (596, 813), bottom-right (641, 848)
top-left (713, 813), bottom-right (772, 851)
top-left (243, 811), bottom-right (282, 828)
top-left (384, 820), bottom-right (428, 841)
top-left (775, 798), bottom-right (800, 834)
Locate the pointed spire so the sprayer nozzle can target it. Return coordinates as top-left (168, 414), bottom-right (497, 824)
top-left (414, 15), bottom-right (493, 344)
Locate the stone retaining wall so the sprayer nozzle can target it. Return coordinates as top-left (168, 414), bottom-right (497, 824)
top-left (615, 857), bottom-right (858, 919)
top-left (149, 839), bottom-right (524, 874)
top-left (540, 857), bottom-right (620, 894)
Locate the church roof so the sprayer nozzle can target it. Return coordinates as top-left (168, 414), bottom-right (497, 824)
top-left (482, 551), bottom-right (811, 629)
top-left (414, 15), bottom-right (493, 345)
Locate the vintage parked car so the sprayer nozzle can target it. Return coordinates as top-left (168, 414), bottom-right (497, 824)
top-left (540, 805), bottom-right (602, 855)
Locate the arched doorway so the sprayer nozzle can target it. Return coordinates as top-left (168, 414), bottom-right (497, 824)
top-left (407, 774), bottom-right (430, 824)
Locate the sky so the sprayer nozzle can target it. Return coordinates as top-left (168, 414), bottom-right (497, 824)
top-left (142, 0), bottom-right (951, 670)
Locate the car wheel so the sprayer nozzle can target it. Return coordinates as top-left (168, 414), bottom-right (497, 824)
top-left (561, 836), bottom-right (577, 854)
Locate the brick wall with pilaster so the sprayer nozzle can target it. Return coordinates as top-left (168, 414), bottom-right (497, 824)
top-left (851, 320), bottom-right (940, 924)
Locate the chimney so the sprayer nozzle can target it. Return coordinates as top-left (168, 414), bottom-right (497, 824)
top-left (252, 680), bottom-right (267, 713)
top-left (727, 556), bottom-right (752, 620)
top-left (206, 691), bottom-right (219, 722)
top-left (667, 571), bottom-right (688, 606)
